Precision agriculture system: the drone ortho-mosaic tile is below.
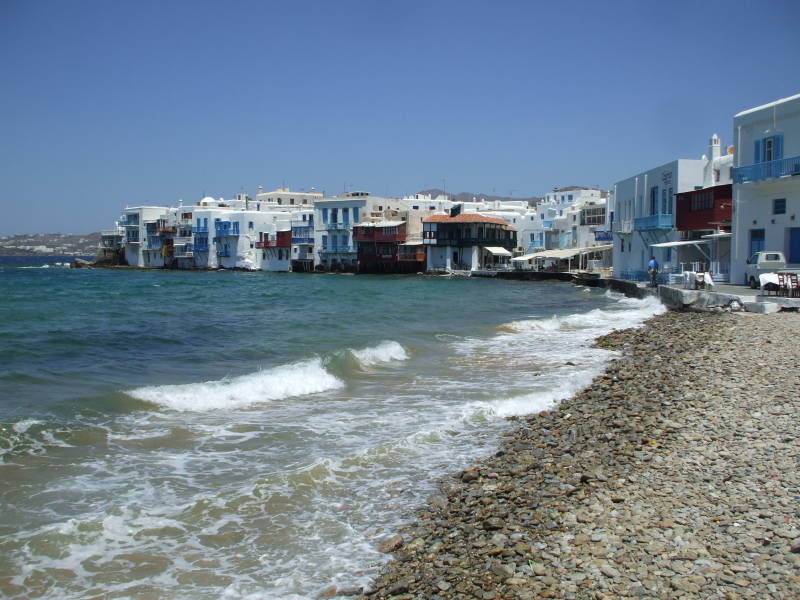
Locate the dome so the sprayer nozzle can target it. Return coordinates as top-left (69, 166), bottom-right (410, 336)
top-left (200, 196), bottom-right (216, 205)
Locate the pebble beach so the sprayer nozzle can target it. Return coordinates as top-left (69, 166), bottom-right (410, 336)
top-left (354, 310), bottom-right (800, 600)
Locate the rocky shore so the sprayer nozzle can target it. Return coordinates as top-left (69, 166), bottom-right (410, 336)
top-left (351, 310), bottom-right (800, 600)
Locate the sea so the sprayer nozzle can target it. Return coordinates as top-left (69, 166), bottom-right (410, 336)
top-left (0, 256), bottom-right (665, 599)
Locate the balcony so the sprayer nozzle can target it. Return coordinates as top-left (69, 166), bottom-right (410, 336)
top-left (173, 236), bottom-right (192, 245)
top-left (292, 236), bottom-right (315, 245)
top-left (634, 214), bottom-right (673, 231)
top-left (255, 240), bottom-right (277, 248)
top-left (733, 155), bottom-right (800, 184)
top-left (174, 249), bottom-right (194, 258)
top-left (593, 230), bottom-right (613, 242)
top-left (146, 239), bottom-right (162, 250)
top-left (194, 225), bottom-right (209, 233)
top-left (319, 246), bottom-right (355, 254)
top-left (156, 225), bottom-right (177, 235)
top-left (291, 219), bottom-right (313, 228)
top-left (215, 222), bottom-right (240, 236)
top-left (323, 222), bottom-right (349, 230)
top-left (193, 241), bottom-right (209, 251)
top-left (398, 248), bottom-right (426, 261)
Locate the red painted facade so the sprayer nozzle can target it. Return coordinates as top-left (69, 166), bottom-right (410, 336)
top-left (675, 184), bottom-right (732, 231)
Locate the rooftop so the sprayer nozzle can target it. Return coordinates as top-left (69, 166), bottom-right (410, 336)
top-left (424, 213), bottom-right (510, 225)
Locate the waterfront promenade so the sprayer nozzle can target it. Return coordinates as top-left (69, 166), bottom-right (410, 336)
top-left (357, 310), bottom-right (800, 599)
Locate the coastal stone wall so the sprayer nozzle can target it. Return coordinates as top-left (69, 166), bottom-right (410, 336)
top-left (354, 311), bottom-right (800, 600)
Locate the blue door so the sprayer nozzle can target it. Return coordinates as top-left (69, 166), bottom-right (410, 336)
top-left (789, 227), bottom-right (800, 264)
top-left (749, 229), bottom-right (765, 256)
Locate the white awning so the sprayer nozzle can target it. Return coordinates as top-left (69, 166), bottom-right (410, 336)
top-left (511, 253), bottom-right (539, 261)
top-left (701, 232), bottom-right (732, 240)
top-left (536, 248), bottom-right (582, 259)
top-left (483, 246), bottom-right (512, 256)
top-left (579, 244), bottom-right (612, 254)
top-left (400, 241), bottom-right (424, 246)
top-left (650, 240), bottom-right (709, 248)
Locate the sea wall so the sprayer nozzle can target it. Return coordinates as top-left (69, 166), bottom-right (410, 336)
top-left (354, 311), bottom-right (800, 600)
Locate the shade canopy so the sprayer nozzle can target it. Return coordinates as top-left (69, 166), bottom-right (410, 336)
top-left (483, 246), bottom-right (512, 256)
top-left (649, 240), bottom-right (709, 248)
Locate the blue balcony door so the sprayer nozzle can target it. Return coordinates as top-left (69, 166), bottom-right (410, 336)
top-left (789, 228), bottom-right (800, 264)
top-left (650, 187), bottom-right (659, 215)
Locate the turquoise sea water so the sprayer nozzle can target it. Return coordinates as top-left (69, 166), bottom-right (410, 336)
top-left (0, 256), bottom-right (664, 599)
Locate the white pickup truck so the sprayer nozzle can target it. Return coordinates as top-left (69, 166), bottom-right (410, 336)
top-left (744, 251), bottom-right (800, 288)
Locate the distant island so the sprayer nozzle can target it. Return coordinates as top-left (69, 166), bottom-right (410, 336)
top-left (0, 232), bottom-right (100, 256)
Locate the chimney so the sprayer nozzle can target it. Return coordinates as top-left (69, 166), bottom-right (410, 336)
top-left (709, 134), bottom-right (721, 161)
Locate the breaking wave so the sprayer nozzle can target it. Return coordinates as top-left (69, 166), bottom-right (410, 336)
top-left (127, 358), bottom-right (344, 411)
top-left (350, 341), bottom-right (408, 367)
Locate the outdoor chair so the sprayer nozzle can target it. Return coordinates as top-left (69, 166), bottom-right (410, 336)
top-left (776, 273), bottom-right (788, 297)
top-left (788, 273), bottom-right (799, 298)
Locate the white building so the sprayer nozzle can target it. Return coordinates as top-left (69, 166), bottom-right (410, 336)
top-left (612, 152), bottom-right (709, 280)
top-left (120, 206), bottom-right (170, 267)
top-left (313, 191), bottom-right (415, 270)
top-left (731, 93), bottom-right (800, 284)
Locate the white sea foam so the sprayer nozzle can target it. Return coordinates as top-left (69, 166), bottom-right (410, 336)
top-left (12, 419), bottom-right (42, 433)
top-left (350, 341), bottom-right (409, 367)
top-left (127, 358), bottom-right (344, 411)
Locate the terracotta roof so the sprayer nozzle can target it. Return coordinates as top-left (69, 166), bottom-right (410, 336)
top-left (423, 213), bottom-right (509, 225)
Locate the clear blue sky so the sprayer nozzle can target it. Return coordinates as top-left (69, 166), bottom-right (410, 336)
top-left (1, 0), bottom-right (798, 235)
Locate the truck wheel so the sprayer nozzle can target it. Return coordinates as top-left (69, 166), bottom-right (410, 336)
top-left (749, 276), bottom-right (758, 289)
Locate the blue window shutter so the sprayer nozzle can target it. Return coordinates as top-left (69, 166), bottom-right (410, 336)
top-left (774, 134), bottom-right (783, 160)
top-left (754, 139), bottom-right (762, 163)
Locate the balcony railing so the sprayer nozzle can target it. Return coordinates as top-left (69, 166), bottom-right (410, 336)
top-left (733, 155), bottom-right (800, 184)
top-left (193, 241), bottom-right (209, 251)
top-left (156, 225), bottom-right (177, 234)
top-left (323, 222), bottom-right (349, 230)
top-left (291, 219), bottom-right (314, 228)
top-left (174, 250), bottom-right (194, 258)
top-left (215, 222), bottom-right (239, 236)
top-left (319, 246), bottom-right (355, 254)
top-left (194, 225), bottom-right (209, 233)
top-left (146, 239), bottom-right (162, 250)
top-left (634, 214), bottom-right (673, 231)
top-left (593, 230), bottom-right (613, 242)
top-left (255, 240), bottom-right (277, 248)
top-left (173, 236), bottom-right (192, 244)
top-left (292, 236), bottom-right (315, 244)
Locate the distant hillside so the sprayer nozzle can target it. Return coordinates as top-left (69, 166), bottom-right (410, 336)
top-left (0, 232), bottom-right (99, 256)
top-left (419, 189), bottom-right (542, 207)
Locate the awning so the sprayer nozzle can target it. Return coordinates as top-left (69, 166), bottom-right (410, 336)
top-left (649, 240), bottom-right (709, 248)
top-left (536, 248), bottom-right (582, 259)
top-left (511, 253), bottom-right (539, 261)
top-left (579, 244), bottom-right (612, 254)
top-left (483, 246), bottom-right (512, 256)
top-left (701, 232), bottom-right (732, 240)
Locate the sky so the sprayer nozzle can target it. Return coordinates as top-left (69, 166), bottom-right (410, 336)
top-left (1, 0), bottom-right (799, 235)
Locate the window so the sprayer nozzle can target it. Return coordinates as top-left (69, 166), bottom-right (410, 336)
top-left (248, 221), bottom-right (254, 230)
top-left (353, 207), bottom-right (360, 222)
top-left (713, 169), bottom-right (720, 183)
top-left (257, 203), bottom-right (260, 211)
top-left (691, 191), bottom-right (713, 211)
top-left (661, 189), bottom-right (668, 214)
top-left (667, 188), bottom-right (673, 214)
top-left (322, 235), bottom-right (328, 249)
top-left (331, 208), bottom-right (338, 223)
top-left (568, 194), bottom-right (573, 201)
top-left (755, 134), bottom-right (783, 163)
top-left (322, 208), bottom-right (328, 224)
top-left (650, 186), bottom-right (659, 215)
top-left (773, 198), bottom-right (786, 214)
top-left (412, 205), bottom-right (419, 210)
